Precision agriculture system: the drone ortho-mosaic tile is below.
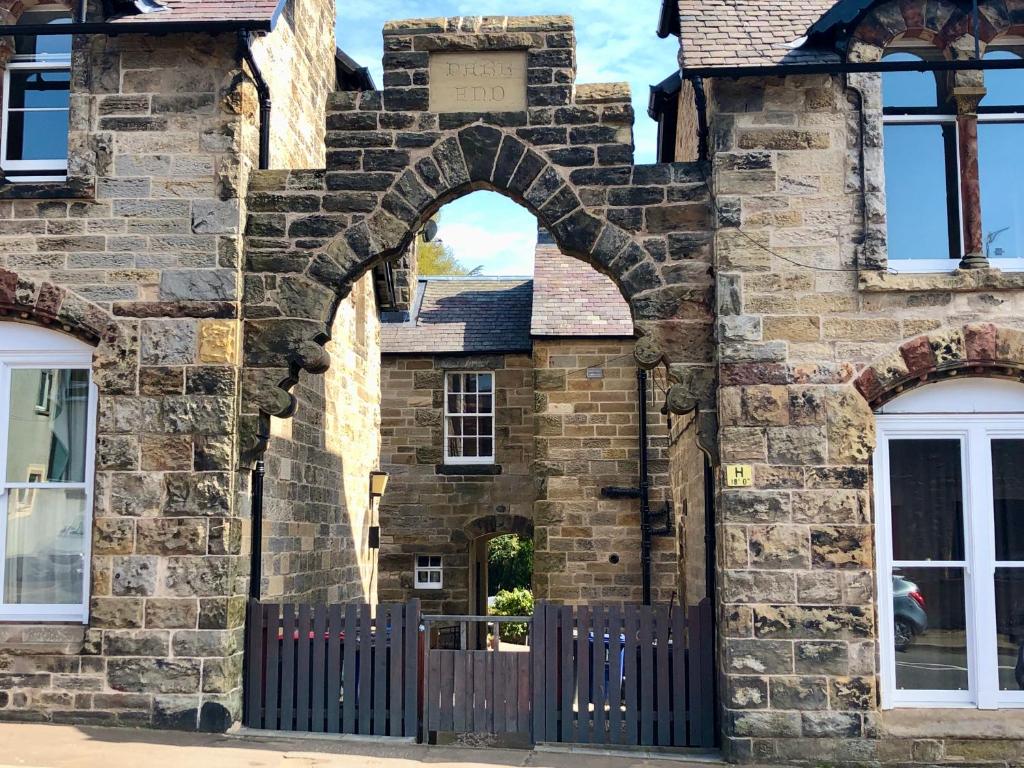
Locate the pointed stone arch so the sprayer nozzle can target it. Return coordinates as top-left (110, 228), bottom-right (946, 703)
top-left (241, 15), bottom-right (717, 456)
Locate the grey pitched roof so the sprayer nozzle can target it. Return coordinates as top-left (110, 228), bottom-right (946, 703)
top-left (110, 0), bottom-right (285, 26)
top-left (381, 237), bottom-right (634, 355)
top-left (381, 278), bottom-right (534, 354)
top-left (530, 240), bottom-right (633, 338)
top-left (671, 0), bottom-right (841, 71)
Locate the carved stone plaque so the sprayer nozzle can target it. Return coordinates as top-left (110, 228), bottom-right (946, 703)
top-left (428, 51), bottom-right (527, 113)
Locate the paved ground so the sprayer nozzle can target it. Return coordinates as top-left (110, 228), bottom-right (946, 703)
top-left (0, 723), bottom-right (725, 768)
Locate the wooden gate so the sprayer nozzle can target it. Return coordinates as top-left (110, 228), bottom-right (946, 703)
top-left (530, 599), bottom-right (715, 748)
top-left (422, 615), bottom-right (531, 738)
top-left (244, 599), bottom-right (420, 736)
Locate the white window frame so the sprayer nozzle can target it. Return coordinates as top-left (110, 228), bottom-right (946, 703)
top-left (0, 323), bottom-right (96, 623)
top-left (875, 379), bottom-right (1024, 709)
top-left (442, 371), bottom-right (495, 465)
top-left (0, 4), bottom-right (73, 183)
top-left (414, 555), bottom-right (443, 590)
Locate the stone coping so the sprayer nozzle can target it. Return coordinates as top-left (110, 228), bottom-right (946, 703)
top-left (0, 623), bottom-right (85, 655)
top-left (859, 267), bottom-right (1024, 293)
top-left (882, 708), bottom-right (1024, 739)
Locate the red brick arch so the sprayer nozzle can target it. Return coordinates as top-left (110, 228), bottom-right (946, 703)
top-left (853, 323), bottom-right (1024, 408)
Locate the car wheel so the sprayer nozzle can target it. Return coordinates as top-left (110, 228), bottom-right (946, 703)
top-left (894, 618), bottom-right (915, 652)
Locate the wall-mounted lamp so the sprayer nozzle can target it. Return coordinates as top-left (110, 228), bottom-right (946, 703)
top-left (368, 471), bottom-right (389, 549)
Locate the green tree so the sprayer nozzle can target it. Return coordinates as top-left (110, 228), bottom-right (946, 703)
top-left (487, 534), bottom-right (533, 594)
top-left (491, 587), bottom-right (533, 643)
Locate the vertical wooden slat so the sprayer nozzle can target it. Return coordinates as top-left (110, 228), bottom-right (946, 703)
top-left (473, 650), bottom-right (486, 732)
top-left (264, 604), bottom-right (281, 731)
top-left (440, 650), bottom-right (455, 732)
top-left (671, 604), bottom-right (687, 747)
top-left (559, 605), bottom-right (573, 742)
top-left (639, 605), bottom-right (654, 746)
top-left (576, 604), bottom-right (590, 744)
top-left (279, 604), bottom-right (295, 731)
top-left (245, 600), bottom-right (263, 728)
top-left (389, 603), bottom-right (404, 737)
top-left (697, 599), bottom-right (715, 748)
top-left (312, 605), bottom-right (327, 733)
top-left (372, 605), bottom-right (388, 735)
top-left (607, 606), bottom-right (622, 745)
top-left (591, 606), bottom-right (607, 744)
top-left (464, 651), bottom-right (475, 732)
top-left (655, 607), bottom-right (671, 746)
top-left (295, 604), bottom-right (311, 731)
top-left (403, 599), bottom-right (420, 738)
top-left (342, 604), bottom-right (357, 734)
top-left (485, 646), bottom-right (495, 733)
top-left (531, 602), bottom-right (545, 741)
top-left (544, 603), bottom-right (558, 742)
top-left (517, 651), bottom-right (531, 733)
top-left (327, 604), bottom-right (342, 733)
top-left (358, 603), bottom-right (372, 734)
top-left (623, 605), bottom-right (638, 745)
top-left (453, 644), bottom-right (467, 732)
top-left (687, 603), bottom-right (703, 747)
top-left (427, 650), bottom-right (441, 732)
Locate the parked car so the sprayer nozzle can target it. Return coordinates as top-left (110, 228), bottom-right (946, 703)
top-left (893, 575), bottom-right (928, 652)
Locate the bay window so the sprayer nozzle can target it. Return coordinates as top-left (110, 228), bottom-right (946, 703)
top-left (443, 371), bottom-right (494, 464)
top-left (1, 5), bottom-right (73, 183)
top-left (875, 378), bottom-right (1024, 708)
top-left (0, 323), bottom-right (96, 623)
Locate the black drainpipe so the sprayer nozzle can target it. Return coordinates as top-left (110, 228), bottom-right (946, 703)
top-left (238, 31), bottom-right (271, 170)
top-left (248, 452), bottom-right (266, 601)
top-left (688, 74), bottom-right (710, 163)
top-left (637, 368), bottom-right (652, 606)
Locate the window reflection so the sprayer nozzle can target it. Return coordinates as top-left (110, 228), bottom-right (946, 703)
top-left (994, 569), bottom-right (1024, 691)
top-left (6, 368), bottom-right (89, 483)
top-left (4, 488), bottom-right (86, 605)
top-left (889, 439), bottom-right (965, 561)
top-left (893, 567), bottom-right (969, 691)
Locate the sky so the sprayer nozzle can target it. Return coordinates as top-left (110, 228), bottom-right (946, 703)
top-left (336, 0), bottom-right (679, 275)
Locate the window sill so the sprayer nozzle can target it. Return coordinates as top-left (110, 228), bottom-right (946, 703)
top-left (860, 266), bottom-right (1024, 293)
top-left (0, 623), bottom-right (85, 655)
top-left (0, 177), bottom-right (94, 200)
top-left (882, 708), bottom-right (1024, 739)
top-left (435, 463), bottom-right (502, 476)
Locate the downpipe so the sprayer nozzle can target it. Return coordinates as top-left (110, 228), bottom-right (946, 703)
top-left (637, 368), bottom-right (652, 606)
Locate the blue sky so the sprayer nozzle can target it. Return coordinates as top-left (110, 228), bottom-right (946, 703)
top-left (336, 0), bottom-right (678, 275)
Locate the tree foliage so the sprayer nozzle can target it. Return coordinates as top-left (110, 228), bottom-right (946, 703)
top-left (491, 587), bottom-right (533, 643)
top-left (487, 534), bottom-right (533, 595)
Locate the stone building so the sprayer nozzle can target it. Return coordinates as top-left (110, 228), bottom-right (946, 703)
top-left (377, 234), bottom-right (705, 615)
top-left (0, 0), bottom-right (385, 730)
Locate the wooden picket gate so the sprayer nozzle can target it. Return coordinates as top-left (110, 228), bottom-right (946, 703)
top-left (530, 599), bottom-right (715, 748)
top-left (244, 599), bottom-right (420, 736)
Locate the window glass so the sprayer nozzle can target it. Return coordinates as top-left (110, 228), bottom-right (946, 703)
top-left (994, 568), bottom-right (1024, 691)
top-left (993, 439), bottom-right (1024, 560)
top-left (13, 10), bottom-right (72, 59)
top-left (445, 372), bottom-right (495, 462)
top-left (882, 52), bottom-right (940, 110)
top-left (892, 566), bottom-right (970, 691)
top-left (6, 368), bottom-right (89, 483)
top-left (981, 50), bottom-right (1023, 109)
top-left (883, 124), bottom-right (957, 260)
top-left (4, 488), bottom-right (86, 605)
top-left (888, 439), bottom-right (964, 561)
top-left (4, 108), bottom-right (70, 163)
top-left (978, 123), bottom-right (1024, 260)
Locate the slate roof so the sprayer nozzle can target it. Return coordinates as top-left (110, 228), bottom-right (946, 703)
top-left (381, 236), bottom-right (633, 355)
top-left (530, 239), bottom-right (633, 338)
top-left (111, 0), bottom-right (285, 26)
top-left (381, 278), bottom-right (534, 354)
top-left (673, 0), bottom-right (841, 71)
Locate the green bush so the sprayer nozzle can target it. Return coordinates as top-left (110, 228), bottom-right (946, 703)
top-left (491, 587), bottom-right (533, 644)
top-left (487, 534), bottom-right (533, 593)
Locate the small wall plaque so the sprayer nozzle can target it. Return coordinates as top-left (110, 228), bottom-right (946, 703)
top-left (428, 51), bottom-right (528, 113)
top-left (725, 464), bottom-right (753, 488)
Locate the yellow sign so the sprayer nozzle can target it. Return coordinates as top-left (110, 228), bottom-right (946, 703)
top-left (428, 51), bottom-right (528, 113)
top-left (725, 464), bottom-right (753, 487)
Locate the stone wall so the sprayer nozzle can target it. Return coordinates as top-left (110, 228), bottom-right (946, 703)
top-left (378, 352), bottom-right (535, 615)
top-left (709, 66), bottom-right (1024, 763)
top-left (668, 412), bottom-right (707, 607)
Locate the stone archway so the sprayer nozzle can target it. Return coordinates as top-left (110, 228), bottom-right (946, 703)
top-left (240, 15), bottom-right (717, 458)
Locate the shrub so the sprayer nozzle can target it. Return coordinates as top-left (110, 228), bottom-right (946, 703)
top-left (491, 587), bottom-right (533, 643)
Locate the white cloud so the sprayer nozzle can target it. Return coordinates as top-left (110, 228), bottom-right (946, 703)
top-left (435, 221), bottom-right (537, 276)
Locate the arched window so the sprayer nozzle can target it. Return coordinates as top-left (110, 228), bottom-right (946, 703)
top-left (0, 322), bottom-right (96, 622)
top-left (1, 4), bottom-right (73, 182)
top-left (881, 51), bottom-right (961, 266)
top-left (875, 378), bottom-right (1024, 708)
top-left (978, 49), bottom-right (1024, 264)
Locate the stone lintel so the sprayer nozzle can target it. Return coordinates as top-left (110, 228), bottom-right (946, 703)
top-left (858, 267), bottom-right (1024, 293)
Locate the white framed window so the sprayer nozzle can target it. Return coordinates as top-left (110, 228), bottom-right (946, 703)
top-left (0, 322), bottom-right (97, 623)
top-left (443, 371), bottom-right (494, 464)
top-left (875, 378), bottom-right (1024, 709)
top-left (1, 5), bottom-right (73, 183)
top-left (414, 555), bottom-right (443, 589)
